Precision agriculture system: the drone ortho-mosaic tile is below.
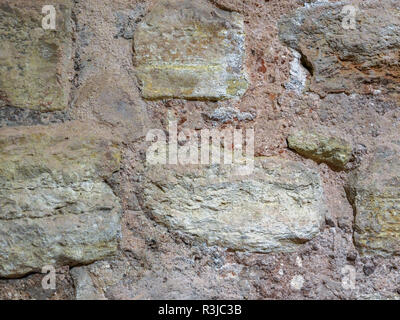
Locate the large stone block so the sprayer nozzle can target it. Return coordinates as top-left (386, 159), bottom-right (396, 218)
top-left (142, 158), bottom-right (327, 253)
top-left (0, 0), bottom-right (73, 111)
top-left (348, 144), bottom-right (400, 256)
top-left (279, 0), bottom-right (400, 96)
top-left (133, 0), bottom-right (248, 100)
top-left (0, 122), bottom-right (121, 278)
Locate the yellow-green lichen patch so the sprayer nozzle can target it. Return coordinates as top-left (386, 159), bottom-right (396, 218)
top-left (133, 0), bottom-right (248, 100)
top-left (288, 131), bottom-right (352, 169)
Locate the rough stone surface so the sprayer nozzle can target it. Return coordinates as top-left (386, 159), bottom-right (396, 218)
top-left (133, 0), bottom-right (248, 100)
top-left (279, 0), bottom-right (400, 97)
top-left (348, 144), bottom-right (400, 256)
top-left (0, 0), bottom-right (74, 111)
top-left (207, 107), bottom-right (256, 123)
top-left (285, 49), bottom-right (308, 94)
top-left (288, 131), bottom-right (352, 169)
top-left (0, 266), bottom-right (74, 300)
top-left (142, 158), bottom-right (327, 253)
top-left (70, 266), bottom-right (106, 300)
top-left (1, 0), bottom-right (400, 300)
top-left (72, 0), bottom-right (152, 143)
top-left (115, 5), bottom-right (147, 40)
top-left (0, 106), bottom-right (71, 128)
top-left (0, 123), bottom-right (122, 278)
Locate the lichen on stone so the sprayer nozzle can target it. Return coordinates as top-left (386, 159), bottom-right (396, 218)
top-left (133, 0), bottom-right (249, 100)
top-left (288, 131), bottom-right (352, 169)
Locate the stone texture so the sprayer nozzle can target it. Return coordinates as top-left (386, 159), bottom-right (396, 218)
top-left (2, 0), bottom-right (400, 301)
top-left (72, 1), bottom-right (152, 142)
top-left (0, 0), bottom-right (73, 111)
top-left (288, 131), bottom-right (352, 169)
top-left (133, 0), bottom-right (248, 100)
top-left (0, 122), bottom-right (122, 278)
top-left (0, 106), bottom-right (71, 128)
top-left (285, 49), bottom-right (308, 94)
top-left (0, 266), bottom-right (74, 299)
top-left (115, 5), bottom-right (147, 40)
top-left (207, 107), bottom-right (256, 123)
top-left (142, 158), bottom-right (327, 253)
top-left (279, 0), bottom-right (400, 96)
top-left (71, 267), bottom-right (106, 300)
top-left (347, 144), bottom-right (400, 256)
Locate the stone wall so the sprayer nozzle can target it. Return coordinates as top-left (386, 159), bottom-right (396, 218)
top-left (0, 0), bottom-right (399, 300)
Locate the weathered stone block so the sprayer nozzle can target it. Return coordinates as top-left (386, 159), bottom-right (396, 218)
top-left (348, 145), bottom-right (400, 256)
top-left (288, 131), bottom-right (352, 169)
top-left (0, 122), bottom-right (121, 278)
top-left (71, 267), bottom-right (106, 300)
top-left (0, 0), bottom-right (73, 111)
top-left (142, 158), bottom-right (326, 253)
top-left (133, 0), bottom-right (248, 100)
top-left (279, 1), bottom-right (400, 96)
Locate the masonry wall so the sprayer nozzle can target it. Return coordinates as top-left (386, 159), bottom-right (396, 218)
top-left (0, 0), bottom-right (399, 300)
